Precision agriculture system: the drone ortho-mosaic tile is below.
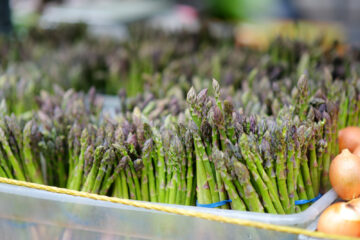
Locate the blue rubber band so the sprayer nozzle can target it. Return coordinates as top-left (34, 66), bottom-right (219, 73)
top-left (295, 193), bottom-right (322, 205)
top-left (196, 199), bottom-right (232, 208)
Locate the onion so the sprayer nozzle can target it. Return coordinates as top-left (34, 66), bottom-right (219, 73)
top-left (339, 126), bottom-right (360, 152)
top-left (318, 199), bottom-right (360, 237)
top-left (329, 149), bottom-right (360, 200)
top-left (354, 145), bottom-right (360, 157)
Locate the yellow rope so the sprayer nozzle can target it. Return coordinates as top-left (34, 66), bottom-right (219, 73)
top-left (0, 177), bottom-right (355, 240)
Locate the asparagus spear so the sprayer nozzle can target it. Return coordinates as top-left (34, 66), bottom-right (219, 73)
top-left (308, 123), bottom-right (320, 196)
top-left (239, 134), bottom-right (280, 214)
top-left (151, 127), bottom-right (166, 203)
top-left (0, 145), bottom-right (13, 179)
top-left (82, 146), bottom-right (105, 192)
top-left (260, 132), bottom-right (278, 196)
top-left (100, 156), bottom-right (127, 195)
top-left (286, 125), bottom-right (296, 213)
top-left (184, 130), bottom-right (194, 206)
top-left (193, 131), bottom-right (220, 205)
top-left (269, 123), bottom-right (291, 213)
top-left (0, 127), bottom-right (25, 181)
top-left (212, 149), bottom-right (246, 211)
top-left (300, 127), bottom-right (315, 199)
top-left (23, 121), bottom-right (43, 184)
top-left (233, 160), bottom-right (264, 212)
top-left (68, 128), bottom-right (89, 191)
top-left (91, 149), bottom-right (114, 194)
top-left (140, 139), bottom-right (153, 201)
top-left (193, 132), bottom-right (212, 205)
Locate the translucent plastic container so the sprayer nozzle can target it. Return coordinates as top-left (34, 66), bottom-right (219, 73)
top-left (298, 220), bottom-right (321, 240)
top-left (298, 197), bottom-right (343, 240)
top-left (0, 182), bottom-right (337, 240)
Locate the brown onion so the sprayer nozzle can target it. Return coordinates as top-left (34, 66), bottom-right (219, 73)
top-left (318, 199), bottom-right (360, 237)
top-left (329, 149), bottom-right (360, 200)
top-left (339, 126), bottom-right (360, 152)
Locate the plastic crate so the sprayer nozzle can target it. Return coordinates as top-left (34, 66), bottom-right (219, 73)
top-left (0, 181), bottom-right (337, 240)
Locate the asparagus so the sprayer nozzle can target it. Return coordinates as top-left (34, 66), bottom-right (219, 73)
top-left (0, 127), bottom-right (25, 181)
top-left (193, 131), bottom-right (212, 205)
top-left (152, 128), bottom-right (166, 203)
top-left (23, 121), bottom-right (43, 184)
top-left (260, 132), bottom-right (278, 199)
top-left (239, 134), bottom-right (279, 214)
top-left (271, 124), bottom-right (290, 213)
top-left (233, 161), bottom-right (264, 212)
top-left (184, 130), bottom-right (195, 206)
top-left (68, 128), bottom-right (89, 191)
top-left (193, 131), bottom-right (219, 205)
top-left (140, 139), bottom-right (152, 201)
top-left (212, 149), bottom-right (246, 211)
top-left (308, 123), bottom-right (320, 196)
top-left (100, 156), bottom-right (127, 195)
top-left (82, 146), bottom-right (105, 192)
top-left (91, 149), bottom-right (114, 194)
top-left (286, 125), bottom-right (296, 213)
top-left (0, 27), bottom-right (359, 216)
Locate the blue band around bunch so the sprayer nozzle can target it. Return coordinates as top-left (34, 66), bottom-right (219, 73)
top-left (196, 194), bottom-right (322, 208)
top-left (295, 193), bottom-right (322, 205)
top-left (196, 199), bottom-right (232, 208)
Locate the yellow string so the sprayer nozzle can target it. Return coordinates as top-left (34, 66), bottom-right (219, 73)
top-left (0, 177), bottom-right (355, 240)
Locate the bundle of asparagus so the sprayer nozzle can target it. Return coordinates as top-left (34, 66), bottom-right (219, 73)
top-left (1, 23), bottom-right (360, 215)
top-left (0, 74), bottom-right (358, 215)
top-left (0, 86), bottom-right (103, 186)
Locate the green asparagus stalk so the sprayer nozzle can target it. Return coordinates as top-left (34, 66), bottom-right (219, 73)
top-left (0, 127), bottom-right (25, 181)
top-left (23, 121), bottom-right (43, 184)
top-left (260, 132), bottom-right (278, 196)
top-left (286, 127), bottom-right (296, 213)
top-left (120, 169), bottom-right (129, 199)
top-left (271, 124), bottom-right (291, 213)
top-left (0, 146), bottom-right (13, 179)
top-left (239, 134), bottom-right (280, 214)
top-left (233, 161), bottom-right (264, 212)
top-left (212, 149), bottom-right (246, 211)
top-left (300, 127), bottom-right (315, 199)
top-left (55, 136), bottom-right (67, 188)
top-left (152, 128), bottom-right (166, 203)
top-left (140, 139), bottom-right (152, 201)
top-left (193, 131), bottom-right (220, 205)
top-left (184, 130), bottom-right (194, 206)
top-left (194, 134), bottom-right (212, 205)
top-left (82, 146), bottom-right (105, 192)
top-left (128, 158), bottom-right (142, 200)
top-left (68, 128), bottom-right (89, 190)
top-left (308, 128), bottom-right (319, 196)
top-left (100, 156), bottom-right (127, 195)
top-left (91, 149), bottom-right (113, 194)
top-left (148, 149), bottom-right (158, 202)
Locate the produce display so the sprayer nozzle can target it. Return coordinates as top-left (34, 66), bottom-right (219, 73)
top-left (0, 24), bottom-right (360, 218)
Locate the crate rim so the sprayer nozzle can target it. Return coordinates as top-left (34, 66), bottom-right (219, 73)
top-left (0, 177), bottom-right (352, 240)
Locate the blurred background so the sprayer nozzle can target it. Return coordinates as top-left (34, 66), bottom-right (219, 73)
top-left (3, 0), bottom-right (360, 43)
top-left (0, 0), bottom-right (356, 103)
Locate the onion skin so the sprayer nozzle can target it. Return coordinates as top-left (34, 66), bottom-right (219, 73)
top-left (318, 201), bottom-right (360, 237)
top-left (339, 127), bottom-right (360, 152)
top-left (354, 145), bottom-right (360, 157)
top-left (329, 149), bottom-right (360, 200)
top-left (351, 198), bottom-right (360, 206)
